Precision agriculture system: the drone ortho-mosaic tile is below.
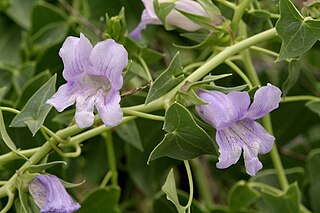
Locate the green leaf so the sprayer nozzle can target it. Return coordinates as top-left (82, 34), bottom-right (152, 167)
top-left (276, 0), bottom-right (320, 61)
top-left (115, 120), bottom-right (143, 151)
top-left (16, 70), bottom-right (51, 108)
top-left (5, 0), bottom-right (35, 30)
top-left (148, 103), bottom-right (215, 162)
top-left (306, 148), bottom-right (320, 212)
top-left (10, 74), bottom-right (56, 136)
top-left (161, 169), bottom-right (185, 213)
top-left (306, 100), bottom-right (320, 117)
top-left (256, 183), bottom-right (300, 213)
top-left (145, 52), bottom-right (184, 104)
top-left (25, 161), bottom-right (66, 174)
top-left (282, 60), bottom-right (300, 97)
top-left (228, 181), bottom-right (260, 211)
top-left (0, 107), bottom-right (28, 161)
top-left (78, 186), bottom-right (121, 213)
top-left (0, 15), bottom-right (22, 65)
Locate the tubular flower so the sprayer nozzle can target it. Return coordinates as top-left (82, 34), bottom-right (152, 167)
top-left (47, 33), bottom-right (128, 128)
top-left (196, 84), bottom-right (282, 176)
top-left (29, 174), bottom-right (81, 213)
top-left (130, 0), bottom-right (208, 40)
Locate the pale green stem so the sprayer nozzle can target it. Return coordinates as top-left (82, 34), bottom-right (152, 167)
top-left (41, 126), bottom-right (70, 144)
top-left (250, 46), bottom-right (279, 58)
top-left (0, 182), bottom-right (7, 186)
top-left (0, 190), bottom-right (14, 213)
top-left (0, 107), bottom-right (19, 114)
top-left (138, 56), bottom-right (153, 83)
top-left (215, 0), bottom-right (236, 10)
top-left (0, 148), bottom-right (40, 163)
top-left (122, 109), bottom-right (164, 121)
top-left (225, 59), bottom-right (253, 89)
top-left (231, 0), bottom-right (252, 33)
top-left (103, 131), bottom-right (118, 186)
top-left (281, 96), bottom-right (320, 103)
top-left (124, 28), bottom-right (278, 113)
top-left (183, 160), bottom-right (194, 213)
top-left (100, 171), bottom-right (112, 187)
top-left (239, 24), bottom-right (289, 190)
top-left (182, 62), bottom-right (204, 74)
top-left (190, 158), bottom-right (213, 207)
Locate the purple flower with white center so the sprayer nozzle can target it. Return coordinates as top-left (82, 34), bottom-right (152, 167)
top-left (29, 174), bottom-right (81, 213)
top-left (196, 84), bottom-right (282, 176)
top-left (130, 0), bottom-right (208, 40)
top-left (47, 33), bottom-right (128, 128)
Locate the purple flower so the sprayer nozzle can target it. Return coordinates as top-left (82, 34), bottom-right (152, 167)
top-left (196, 84), bottom-right (282, 176)
top-left (47, 33), bottom-right (128, 128)
top-left (29, 174), bottom-right (81, 213)
top-left (130, 0), bottom-right (208, 40)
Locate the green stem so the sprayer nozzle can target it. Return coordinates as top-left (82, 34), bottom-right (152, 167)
top-left (0, 148), bottom-right (40, 163)
top-left (124, 28), bottom-right (278, 113)
top-left (190, 158), bottom-right (213, 207)
top-left (183, 160), bottom-right (194, 213)
top-left (239, 23), bottom-right (289, 190)
top-left (0, 182), bottom-right (7, 186)
top-left (231, 0), bottom-right (252, 33)
top-left (281, 95), bottom-right (320, 103)
top-left (122, 109), bottom-right (164, 121)
top-left (0, 190), bottom-right (14, 213)
top-left (103, 131), bottom-right (118, 186)
top-left (250, 46), bottom-right (279, 58)
top-left (225, 59), bottom-right (253, 89)
top-left (138, 56), bottom-right (153, 83)
top-left (216, 0), bottom-right (236, 10)
top-left (100, 171), bottom-right (113, 187)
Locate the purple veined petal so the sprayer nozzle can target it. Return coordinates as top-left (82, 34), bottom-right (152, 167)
top-left (215, 129), bottom-right (242, 169)
top-left (196, 89), bottom-right (242, 130)
top-left (245, 83), bottom-right (282, 120)
top-left (95, 89), bottom-right (123, 127)
top-left (46, 83), bottom-right (77, 112)
top-left (167, 0), bottom-right (207, 31)
top-left (59, 33), bottom-right (93, 81)
top-left (227, 91), bottom-right (251, 120)
top-left (75, 95), bottom-right (95, 128)
top-left (229, 119), bottom-right (274, 175)
top-left (29, 174), bottom-right (80, 213)
top-left (130, 9), bottom-right (162, 40)
top-left (243, 145), bottom-right (263, 176)
top-left (88, 39), bottom-right (128, 90)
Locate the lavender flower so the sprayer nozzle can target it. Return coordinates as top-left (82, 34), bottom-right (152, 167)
top-left (47, 33), bottom-right (128, 128)
top-left (29, 174), bottom-right (81, 213)
top-left (130, 0), bottom-right (208, 40)
top-left (196, 84), bottom-right (282, 176)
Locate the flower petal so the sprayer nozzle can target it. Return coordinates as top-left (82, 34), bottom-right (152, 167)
top-left (231, 119), bottom-right (274, 175)
top-left (29, 174), bottom-right (80, 213)
top-left (245, 83), bottom-right (282, 120)
top-left (59, 33), bottom-right (93, 81)
top-left (243, 145), bottom-right (263, 176)
top-left (88, 39), bottom-right (128, 90)
top-left (167, 0), bottom-right (207, 31)
top-left (216, 129), bottom-right (242, 169)
top-left (46, 83), bottom-right (77, 112)
top-left (75, 95), bottom-right (95, 128)
top-left (130, 9), bottom-right (161, 40)
top-left (196, 89), bottom-right (249, 130)
top-left (95, 89), bottom-right (123, 127)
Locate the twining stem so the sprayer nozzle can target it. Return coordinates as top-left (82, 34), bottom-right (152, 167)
top-left (225, 59), bottom-right (253, 89)
top-left (124, 28), bottom-right (278, 113)
top-left (239, 23), bottom-right (289, 190)
top-left (231, 0), bottom-right (252, 33)
top-left (122, 109), bottom-right (164, 121)
top-left (138, 56), bottom-right (153, 83)
top-left (102, 131), bottom-right (118, 186)
top-left (250, 46), bottom-right (280, 58)
top-left (281, 95), bottom-right (320, 103)
top-left (183, 160), bottom-right (194, 213)
top-left (190, 158), bottom-right (213, 207)
top-left (0, 190), bottom-right (15, 213)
